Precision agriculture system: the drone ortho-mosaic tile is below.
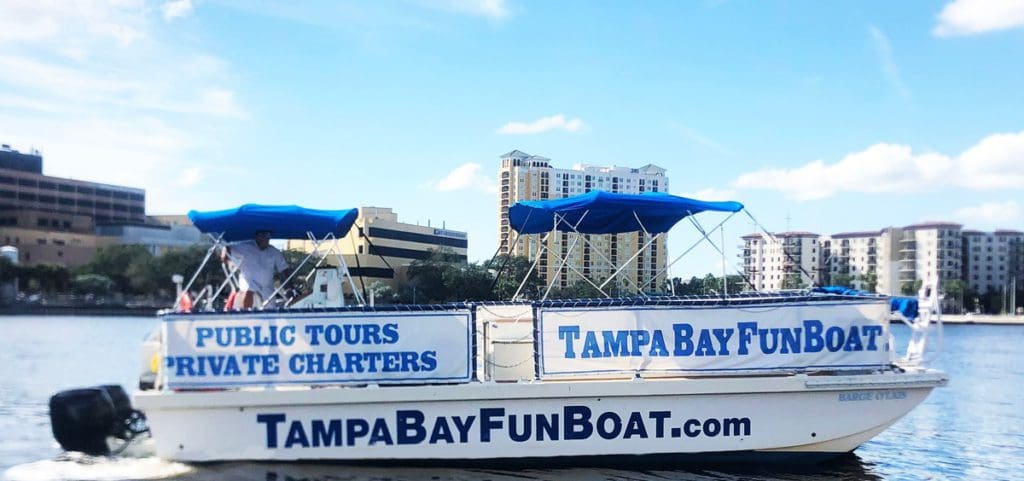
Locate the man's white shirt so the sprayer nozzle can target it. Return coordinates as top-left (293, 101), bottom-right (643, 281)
top-left (228, 241), bottom-right (288, 301)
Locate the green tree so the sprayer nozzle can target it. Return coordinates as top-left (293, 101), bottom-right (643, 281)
top-left (486, 255), bottom-right (544, 300)
top-left (0, 257), bottom-right (19, 283)
top-left (900, 279), bottom-right (923, 296)
top-left (547, 280), bottom-right (605, 299)
top-left (942, 279), bottom-right (966, 313)
top-left (862, 271), bottom-right (879, 293)
top-left (72, 274), bottom-right (115, 296)
top-left (829, 273), bottom-right (855, 288)
top-left (80, 244), bottom-right (154, 294)
top-left (980, 287), bottom-right (1002, 314)
top-left (781, 272), bottom-right (807, 290)
top-left (19, 264), bottom-right (70, 293)
top-left (404, 249), bottom-right (497, 303)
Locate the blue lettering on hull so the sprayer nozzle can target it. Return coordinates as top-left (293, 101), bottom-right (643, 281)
top-left (257, 407), bottom-right (752, 449)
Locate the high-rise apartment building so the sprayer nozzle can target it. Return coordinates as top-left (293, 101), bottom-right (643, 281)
top-left (892, 223), bottom-right (963, 295)
top-left (962, 229), bottom-right (1024, 294)
top-left (740, 222), bottom-right (1019, 312)
top-left (496, 150), bottom-right (669, 292)
top-left (741, 232), bottom-right (820, 290)
top-left (821, 231), bottom-right (879, 291)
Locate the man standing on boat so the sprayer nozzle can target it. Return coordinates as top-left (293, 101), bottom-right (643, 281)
top-left (221, 230), bottom-right (291, 309)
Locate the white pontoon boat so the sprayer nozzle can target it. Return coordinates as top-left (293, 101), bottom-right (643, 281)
top-left (50, 193), bottom-right (948, 466)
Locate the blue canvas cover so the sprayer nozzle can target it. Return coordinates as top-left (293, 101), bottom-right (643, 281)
top-left (188, 204), bottom-right (359, 242)
top-left (508, 191), bottom-right (744, 235)
top-left (813, 286), bottom-right (919, 320)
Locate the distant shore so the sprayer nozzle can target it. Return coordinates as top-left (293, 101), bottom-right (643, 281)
top-left (941, 314), bottom-right (1024, 325)
top-left (0, 304), bottom-right (161, 317)
top-left (1, 305), bottom-right (1022, 324)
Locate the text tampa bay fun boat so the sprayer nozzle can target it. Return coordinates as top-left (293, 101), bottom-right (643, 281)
top-left (49, 192), bottom-right (948, 466)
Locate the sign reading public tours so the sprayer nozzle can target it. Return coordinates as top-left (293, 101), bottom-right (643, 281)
top-left (162, 311), bottom-right (472, 388)
top-left (538, 301), bottom-right (891, 378)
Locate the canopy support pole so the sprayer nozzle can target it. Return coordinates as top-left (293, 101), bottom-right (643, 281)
top-left (541, 213), bottom-right (585, 300)
top-left (175, 232), bottom-right (224, 312)
top-left (598, 232), bottom-right (661, 291)
top-left (570, 229), bottom-right (645, 296)
top-left (488, 210), bottom-right (530, 296)
top-left (511, 232), bottom-right (550, 301)
top-left (261, 232), bottom-right (324, 309)
top-left (744, 209), bottom-right (818, 288)
top-left (334, 234), bottom-right (365, 305)
top-left (348, 229), bottom-right (369, 303)
top-left (207, 262), bottom-right (241, 310)
top-left (540, 211), bottom-right (609, 299)
top-left (650, 211), bottom-right (740, 292)
top-left (542, 247), bottom-right (609, 299)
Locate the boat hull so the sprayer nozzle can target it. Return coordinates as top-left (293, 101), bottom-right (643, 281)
top-left (134, 370), bottom-right (945, 463)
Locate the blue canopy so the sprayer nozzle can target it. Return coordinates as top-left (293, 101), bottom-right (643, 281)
top-left (188, 204), bottom-right (359, 242)
top-left (508, 191), bottom-right (744, 235)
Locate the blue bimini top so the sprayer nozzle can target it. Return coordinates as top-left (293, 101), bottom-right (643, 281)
top-left (508, 190), bottom-right (744, 235)
top-left (188, 204), bottom-right (359, 242)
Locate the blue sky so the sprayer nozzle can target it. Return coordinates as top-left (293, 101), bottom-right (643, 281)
top-left (1, 0), bottom-right (1022, 276)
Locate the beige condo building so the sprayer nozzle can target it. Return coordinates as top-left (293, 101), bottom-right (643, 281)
top-left (496, 150), bottom-right (669, 293)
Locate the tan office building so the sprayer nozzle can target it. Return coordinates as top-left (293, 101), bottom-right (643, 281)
top-left (0, 144), bottom-right (146, 266)
top-left (287, 207), bottom-right (467, 290)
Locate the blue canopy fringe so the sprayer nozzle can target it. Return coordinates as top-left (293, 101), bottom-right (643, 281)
top-left (508, 191), bottom-right (744, 235)
top-left (188, 204), bottom-right (358, 242)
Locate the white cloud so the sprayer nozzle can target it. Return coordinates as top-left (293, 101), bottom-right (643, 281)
top-left (497, 114), bottom-right (585, 135)
top-left (934, 0), bottom-right (1024, 37)
top-left (682, 188), bottom-right (737, 201)
top-left (956, 130), bottom-right (1024, 189)
top-left (431, 163), bottom-right (497, 193)
top-left (670, 123), bottom-right (731, 155)
top-left (868, 25), bottom-right (910, 99)
top-left (162, 0), bottom-right (194, 21)
top-left (439, 0), bottom-right (510, 20)
top-left (953, 201), bottom-right (1022, 226)
top-left (733, 129), bottom-right (1024, 200)
top-left (0, 0), bottom-right (148, 48)
top-left (177, 166), bottom-right (204, 188)
top-left (0, 0), bottom-right (244, 214)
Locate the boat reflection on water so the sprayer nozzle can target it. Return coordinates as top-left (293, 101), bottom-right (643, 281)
top-left (164, 453), bottom-right (883, 481)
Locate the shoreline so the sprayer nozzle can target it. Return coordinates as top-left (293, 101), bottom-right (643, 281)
top-left (1, 306), bottom-right (1022, 325)
top-left (0, 305), bottom-right (160, 317)
top-left (940, 314), bottom-right (1024, 325)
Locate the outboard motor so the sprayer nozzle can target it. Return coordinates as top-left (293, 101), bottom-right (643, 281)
top-left (49, 385), bottom-right (149, 455)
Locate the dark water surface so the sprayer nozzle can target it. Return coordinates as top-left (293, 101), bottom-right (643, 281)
top-left (1, 316), bottom-right (1022, 480)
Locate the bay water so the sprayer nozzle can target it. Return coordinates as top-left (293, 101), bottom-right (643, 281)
top-left (1, 316), bottom-right (1021, 480)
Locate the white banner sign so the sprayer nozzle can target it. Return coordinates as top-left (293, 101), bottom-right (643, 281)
top-left (163, 311), bottom-right (472, 389)
top-left (538, 301), bottom-right (891, 378)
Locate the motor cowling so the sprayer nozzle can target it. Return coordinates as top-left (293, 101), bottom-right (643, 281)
top-left (49, 385), bottom-right (144, 455)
